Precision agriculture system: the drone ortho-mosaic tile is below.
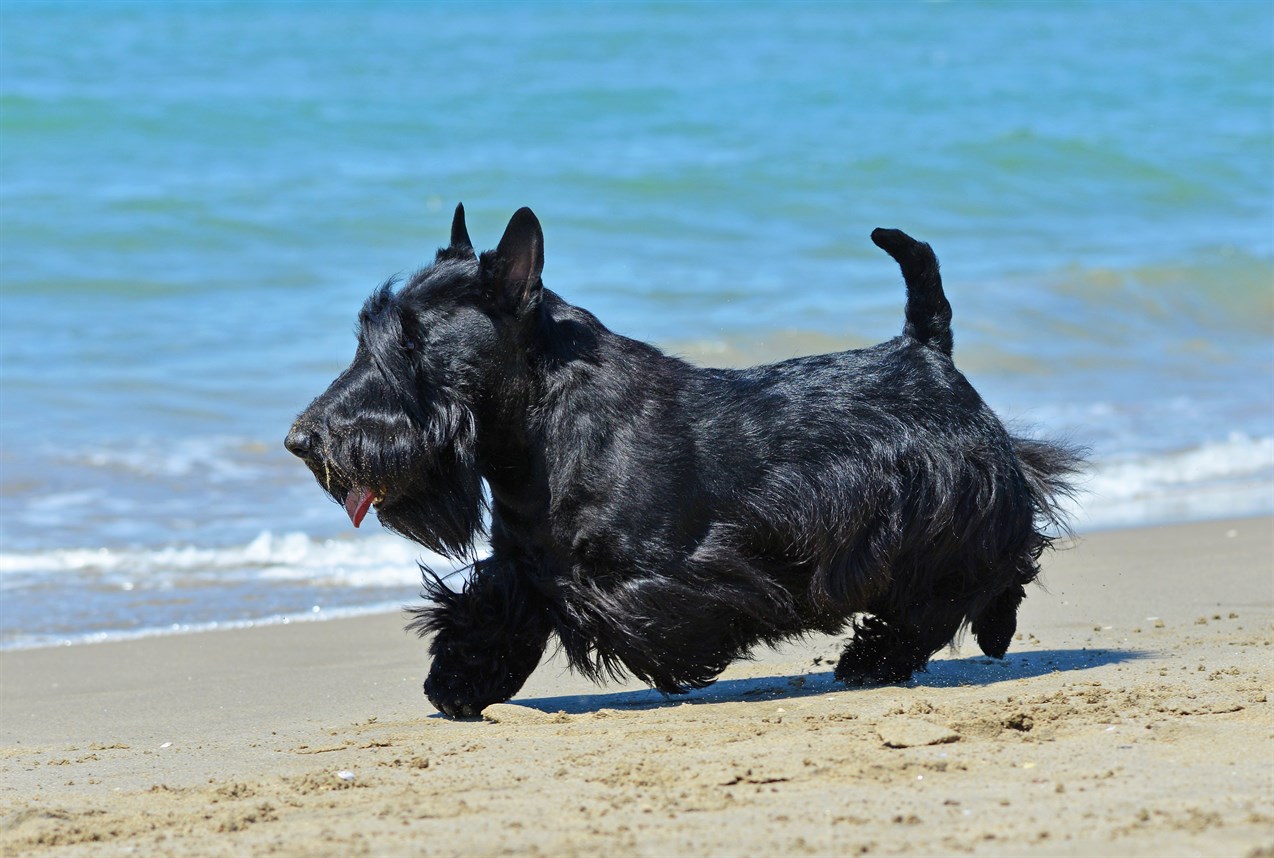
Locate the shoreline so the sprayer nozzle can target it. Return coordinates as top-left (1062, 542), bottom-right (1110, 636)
top-left (2, 516), bottom-right (1272, 856)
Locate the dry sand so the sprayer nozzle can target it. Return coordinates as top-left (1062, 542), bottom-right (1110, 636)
top-left (2, 516), bottom-right (1272, 857)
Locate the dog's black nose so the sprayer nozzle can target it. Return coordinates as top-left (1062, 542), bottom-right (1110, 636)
top-left (285, 424), bottom-right (317, 458)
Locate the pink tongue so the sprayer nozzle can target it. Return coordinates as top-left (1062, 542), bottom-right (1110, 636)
top-left (344, 488), bottom-right (376, 528)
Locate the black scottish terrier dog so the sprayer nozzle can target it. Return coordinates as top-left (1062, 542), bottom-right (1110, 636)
top-left (286, 205), bottom-right (1080, 717)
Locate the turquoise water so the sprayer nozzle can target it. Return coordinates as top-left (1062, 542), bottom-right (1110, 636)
top-left (1, 1), bottom-right (1271, 647)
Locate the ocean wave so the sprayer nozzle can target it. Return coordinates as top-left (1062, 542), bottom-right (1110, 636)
top-left (1086, 434), bottom-right (1274, 496)
top-left (1070, 434), bottom-right (1274, 529)
top-left (2, 437), bottom-right (1270, 650)
top-left (0, 531), bottom-right (470, 590)
top-left (5, 436), bottom-right (1269, 583)
top-left (58, 435), bottom-right (281, 482)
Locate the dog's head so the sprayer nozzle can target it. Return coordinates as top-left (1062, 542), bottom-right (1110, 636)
top-left (285, 204), bottom-right (544, 557)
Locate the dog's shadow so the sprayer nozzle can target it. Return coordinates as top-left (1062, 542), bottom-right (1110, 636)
top-left (510, 647), bottom-right (1149, 716)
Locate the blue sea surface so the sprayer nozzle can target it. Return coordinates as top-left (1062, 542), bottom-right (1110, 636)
top-left (1, 0), bottom-right (1271, 647)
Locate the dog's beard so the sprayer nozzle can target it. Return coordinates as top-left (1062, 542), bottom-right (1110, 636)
top-left (375, 446), bottom-right (486, 559)
top-left (308, 402), bottom-right (486, 560)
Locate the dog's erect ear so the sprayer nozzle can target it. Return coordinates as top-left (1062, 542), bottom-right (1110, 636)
top-left (436, 203), bottom-right (476, 262)
top-left (481, 207), bottom-right (543, 314)
top-left (449, 203), bottom-right (473, 253)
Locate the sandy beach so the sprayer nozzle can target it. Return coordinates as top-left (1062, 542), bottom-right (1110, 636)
top-left (2, 516), bottom-right (1271, 857)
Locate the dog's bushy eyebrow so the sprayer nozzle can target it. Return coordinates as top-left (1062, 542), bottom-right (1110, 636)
top-left (357, 277), bottom-right (401, 327)
top-left (358, 283), bottom-right (431, 427)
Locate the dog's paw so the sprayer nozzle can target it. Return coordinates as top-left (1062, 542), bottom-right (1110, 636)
top-left (834, 662), bottom-right (915, 688)
top-left (834, 631), bottom-right (920, 687)
top-left (423, 670), bottom-right (505, 719)
top-left (422, 649), bottom-right (539, 719)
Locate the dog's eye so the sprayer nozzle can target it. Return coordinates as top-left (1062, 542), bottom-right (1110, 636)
top-left (402, 337), bottom-right (418, 353)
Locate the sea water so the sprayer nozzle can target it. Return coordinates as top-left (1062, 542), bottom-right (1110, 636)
top-left (1, 1), bottom-right (1271, 648)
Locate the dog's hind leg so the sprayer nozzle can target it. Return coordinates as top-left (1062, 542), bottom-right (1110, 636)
top-left (834, 614), bottom-right (923, 686)
top-left (834, 598), bottom-right (968, 687)
top-left (970, 544), bottom-right (1043, 658)
top-left (971, 581), bottom-right (1026, 659)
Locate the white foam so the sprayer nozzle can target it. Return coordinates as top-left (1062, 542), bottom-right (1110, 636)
top-left (1066, 433), bottom-right (1274, 529)
top-left (1088, 434), bottom-right (1273, 495)
top-left (0, 531), bottom-right (472, 590)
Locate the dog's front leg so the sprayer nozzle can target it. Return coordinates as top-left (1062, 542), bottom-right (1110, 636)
top-left (409, 557), bottom-right (552, 718)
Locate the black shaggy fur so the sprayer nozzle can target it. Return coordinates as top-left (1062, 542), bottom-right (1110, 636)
top-left (286, 205), bottom-right (1083, 717)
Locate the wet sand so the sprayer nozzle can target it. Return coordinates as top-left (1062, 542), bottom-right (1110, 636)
top-left (2, 516), bottom-right (1272, 856)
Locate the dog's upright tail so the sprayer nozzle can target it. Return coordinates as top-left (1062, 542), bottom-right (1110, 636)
top-left (871, 228), bottom-right (953, 356)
